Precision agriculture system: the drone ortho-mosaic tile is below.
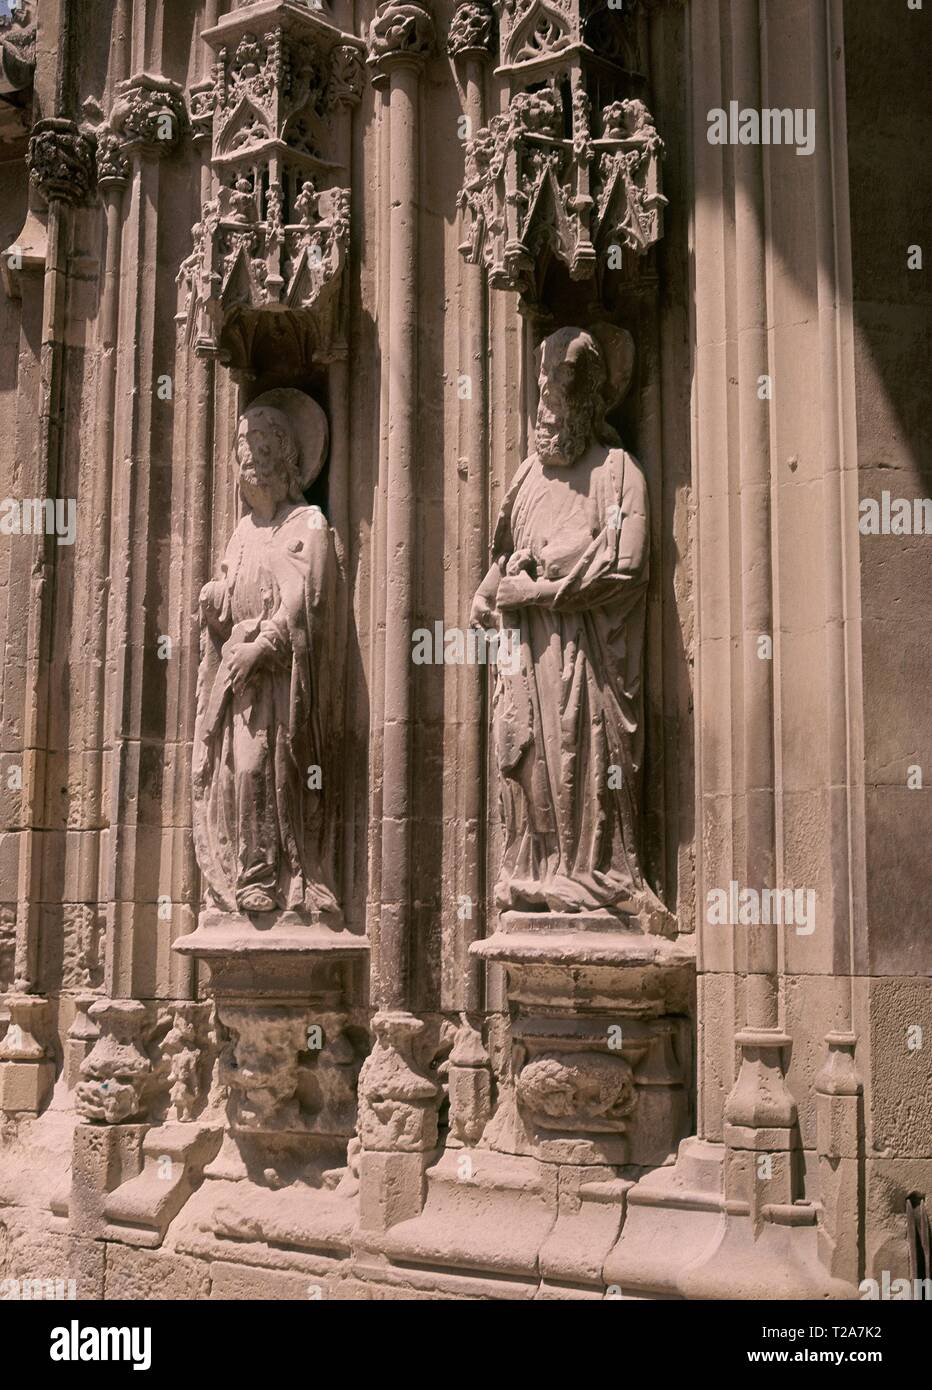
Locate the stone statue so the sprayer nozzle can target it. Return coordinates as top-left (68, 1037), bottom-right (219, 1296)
top-left (470, 325), bottom-right (664, 922)
top-left (193, 389), bottom-right (339, 919)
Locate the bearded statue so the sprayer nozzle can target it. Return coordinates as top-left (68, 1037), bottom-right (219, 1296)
top-left (193, 389), bottom-right (339, 920)
top-left (470, 326), bottom-right (665, 923)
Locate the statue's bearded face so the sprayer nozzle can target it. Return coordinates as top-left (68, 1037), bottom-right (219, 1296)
top-left (535, 335), bottom-right (600, 468)
top-left (236, 409), bottom-right (297, 507)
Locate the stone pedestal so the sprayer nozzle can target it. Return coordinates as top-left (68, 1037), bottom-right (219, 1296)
top-left (355, 1011), bottom-right (440, 1232)
top-left (0, 993), bottom-right (54, 1115)
top-left (173, 910), bottom-right (369, 1189)
top-left (472, 914), bottom-right (695, 1171)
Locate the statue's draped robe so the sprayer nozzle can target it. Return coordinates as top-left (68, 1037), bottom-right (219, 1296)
top-left (193, 502), bottom-right (338, 915)
top-left (491, 446), bottom-right (661, 916)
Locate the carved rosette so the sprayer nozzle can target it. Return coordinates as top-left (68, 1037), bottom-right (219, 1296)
top-left (367, 0), bottom-right (435, 71)
top-left (75, 1000), bottom-right (150, 1125)
top-left (27, 118), bottom-right (95, 205)
top-left (448, 1), bottom-right (496, 58)
top-left (515, 1050), bottom-right (636, 1132)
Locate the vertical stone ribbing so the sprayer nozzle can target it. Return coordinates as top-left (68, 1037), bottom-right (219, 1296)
top-left (367, 2), bottom-right (434, 1015)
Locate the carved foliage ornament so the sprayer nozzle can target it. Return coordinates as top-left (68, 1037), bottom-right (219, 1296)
top-left (367, 0), bottom-right (435, 68)
top-left (109, 75), bottom-right (186, 154)
top-left (448, 1), bottom-right (496, 57)
top-left (27, 118), bottom-right (95, 205)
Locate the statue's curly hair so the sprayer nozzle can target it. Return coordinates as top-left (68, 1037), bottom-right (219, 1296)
top-left (237, 406), bottom-right (304, 501)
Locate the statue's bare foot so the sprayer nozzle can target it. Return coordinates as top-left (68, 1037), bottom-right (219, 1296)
top-left (238, 887), bottom-right (276, 914)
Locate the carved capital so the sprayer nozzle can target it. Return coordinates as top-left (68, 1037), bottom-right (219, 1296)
top-left (367, 0), bottom-right (435, 74)
top-left (448, 1), bottom-right (496, 59)
top-left (95, 128), bottom-right (130, 190)
top-left (76, 1000), bottom-right (150, 1124)
top-left (109, 74), bottom-right (186, 157)
top-left (27, 118), bottom-right (95, 205)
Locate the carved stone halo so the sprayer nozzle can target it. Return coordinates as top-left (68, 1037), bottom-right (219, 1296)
top-left (590, 324), bottom-right (636, 413)
top-left (244, 388), bottom-right (329, 492)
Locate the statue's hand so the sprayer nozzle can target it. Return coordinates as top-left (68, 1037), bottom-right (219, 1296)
top-left (505, 549), bottom-right (536, 578)
top-left (496, 572), bottom-right (539, 609)
top-left (469, 590), bottom-right (500, 632)
top-left (227, 640), bottom-right (263, 696)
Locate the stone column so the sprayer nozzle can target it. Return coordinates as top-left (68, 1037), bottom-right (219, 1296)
top-left (76, 0), bottom-right (132, 1017)
top-left (101, 52), bottom-right (186, 999)
top-left (0, 112), bottom-right (94, 1115)
top-left (360, 0), bottom-right (439, 1229)
top-left (448, 1), bottom-right (495, 1010)
top-left (717, 0), bottom-right (798, 1223)
top-left (325, 43), bottom-right (365, 918)
top-left (808, 0), bottom-right (862, 1288)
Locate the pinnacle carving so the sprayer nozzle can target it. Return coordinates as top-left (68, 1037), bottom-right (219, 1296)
top-left (180, 11), bottom-right (362, 362)
top-left (457, 0), bottom-right (666, 307)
